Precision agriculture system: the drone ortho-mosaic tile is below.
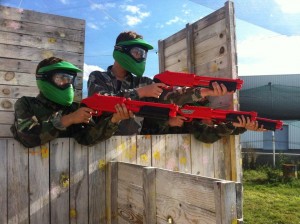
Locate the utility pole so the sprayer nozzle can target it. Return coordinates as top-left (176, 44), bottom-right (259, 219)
top-left (272, 131), bottom-right (276, 168)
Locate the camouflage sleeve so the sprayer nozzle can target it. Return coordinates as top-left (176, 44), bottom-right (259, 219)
top-left (72, 114), bottom-right (119, 146)
top-left (160, 87), bottom-right (203, 106)
top-left (11, 97), bottom-right (61, 148)
top-left (88, 71), bottom-right (153, 100)
top-left (191, 121), bottom-right (245, 143)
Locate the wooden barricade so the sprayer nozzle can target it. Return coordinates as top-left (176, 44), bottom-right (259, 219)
top-left (108, 161), bottom-right (242, 224)
top-left (0, 137), bottom-right (243, 224)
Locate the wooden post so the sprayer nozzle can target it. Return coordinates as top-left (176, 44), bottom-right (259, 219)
top-left (143, 167), bottom-right (156, 223)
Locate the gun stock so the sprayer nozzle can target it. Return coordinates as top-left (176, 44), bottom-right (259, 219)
top-left (153, 70), bottom-right (244, 92)
top-left (81, 94), bottom-right (178, 119)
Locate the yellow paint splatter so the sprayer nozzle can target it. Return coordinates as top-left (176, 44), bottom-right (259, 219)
top-left (140, 154), bottom-right (148, 163)
top-left (48, 37), bottom-right (57, 43)
top-left (210, 63), bottom-right (219, 72)
top-left (120, 143), bottom-right (125, 151)
top-left (98, 160), bottom-right (106, 170)
top-left (70, 209), bottom-right (77, 218)
top-left (153, 150), bottom-right (160, 160)
top-left (42, 50), bottom-right (53, 59)
top-left (231, 219), bottom-right (238, 224)
top-left (41, 146), bottom-right (49, 158)
top-left (60, 173), bottom-right (69, 188)
top-left (180, 157), bottom-right (187, 165)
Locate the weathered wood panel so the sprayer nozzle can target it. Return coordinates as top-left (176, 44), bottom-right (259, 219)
top-left (0, 136), bottom-right (243, 223)
top-left (158, 1), bottom-right (240, 183)
top-left (0, 5), bottom-right (85, 132)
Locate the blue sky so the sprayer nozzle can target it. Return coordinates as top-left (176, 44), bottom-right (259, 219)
top-left (2, 0), bottom-right (300, 86)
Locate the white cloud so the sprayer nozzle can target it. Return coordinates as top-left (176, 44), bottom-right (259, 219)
top-left (237, 35), bottom-right (300, 75)
top-left (90, 3), bottom-right (116, 10)
top-left (274, 0), bottom-right (300, 14)
top-left (125, 15), bottom-right (142, 26)
top-left (83, 63), bottom-right (104, 81)
top-left (87, 22), bottom-right (99, 30)
top-left (166, 16), bottom-right (186, 26)
top-left (82, 64), bottom-right (105, 98)
top-left (120, 4), bottom-right (150, 26)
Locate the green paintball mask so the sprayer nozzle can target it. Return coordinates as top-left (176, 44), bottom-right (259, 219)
top-left (113, 39), bottom-right (153, 77)
top-left (36, 61), bottom-right (82, 106)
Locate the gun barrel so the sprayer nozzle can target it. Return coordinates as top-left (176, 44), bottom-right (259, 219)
top-left (153, 70), bottom-right (243, 92)
top-left (256, 117), bottom-right (283, 131)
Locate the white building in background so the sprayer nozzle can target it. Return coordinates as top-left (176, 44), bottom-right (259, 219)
top-left (239, 75), bottom-right (300, 151)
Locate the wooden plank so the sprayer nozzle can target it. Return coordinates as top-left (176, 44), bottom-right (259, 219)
top-left (0, 30), bottom-right (84, 53)
top-left (213, 139), bottom-right (226, 179)
top-left (0, 58), bottom-right (83, 74)
top-left (107, 161), bottom-right (118, 224)
top-left (191, 134), bottom-right (203, 175)
top-left (0, 6), bottom-right (85, 30)
top-left (143, 167), bottom-right (156, 224)
top-left (7, 139), bottom-right (29, 224)
top-left (0, 71), bottom-right (36, 86)
top-left (0, 124), bottom-right (13, 137)
top-left (193, 19), bottom-right (226, 48)
top-left (164, 38), bottom-right (187, 58)
top-left (156, 169), bottom-right (218, 212)
top-left (136, 134), bottom-right (151, 166)
top-left (202, 142), bottom-right (215, 178)
top-left (151, 135), bottom-right (166, 168)
top-left (0, 139), bottom-right (7, 224)
top-left (0, 44), bottom-right (84, 65)
top-left (192, 6), bottom-right (225, 32)
top-left (194, 55), bottom-right (228, 77)
top-left (120, 135), bottom-right (137, 163)
top-left (117, 180), bottom-right (144, 223)
top-left (69, 139), bottom-right (88, 224)
top-left (178, 134), bottom-right (191, 173)
top-left (0, 111), bottom-right (14, 123)
top-left (0, 58), bottom-right (38, 74)
top-left (50, 138), bottom-right (70, 224)
top-left (0, 19), bottom-right (84, 42)
top-left (118, 162), bottom-right (144, 186)
top-left (186, 23), bottom-right (195, 73)
top-left (0, 84), bottom-right (38, 98)
top-left (156, 194), bottom-right (216, 223)
top-left (29, 143), bottom-right (50, 224)
top-left (163, 27), bottom-right (186, 48)
top-left (158, 40), bottom-right (165, 72)
top-left (214, 181), bottom-right (237, 224)
top-left (236, 182), bottom-right (243, 221)
top-left (88, 141), bottom-right (106, 224)
top-left (194, 44), bottom-right (228, 67)
top-left (165, 134), bottom-right (179, 171)
top-left (106, 135), bottom-right (122, 162)
top-left (164, 49), bottom-right (188, 71)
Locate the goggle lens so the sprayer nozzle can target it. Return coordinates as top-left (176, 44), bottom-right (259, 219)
top-left (129, 47), bottom-right (147, 62)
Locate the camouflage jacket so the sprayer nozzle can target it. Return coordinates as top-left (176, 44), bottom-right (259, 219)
top-left (10, 94), bottom-right (118, 148)
top-left (88, 66), bottom-right (204, 135)
top-left (160, 121), bottom-right (247, 144)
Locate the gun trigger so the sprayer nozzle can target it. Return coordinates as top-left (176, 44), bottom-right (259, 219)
top-left (162, 85), bottom-right (172, 90)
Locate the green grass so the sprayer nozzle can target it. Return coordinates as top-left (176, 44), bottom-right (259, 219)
top-left (243, 168), bottom-right (300, 224)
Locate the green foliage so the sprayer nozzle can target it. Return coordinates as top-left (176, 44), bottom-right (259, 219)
top-left (243, 168), bottom-right (300, 224)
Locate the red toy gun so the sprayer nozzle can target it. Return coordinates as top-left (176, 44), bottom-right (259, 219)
top-left (256, 117), bottom-right (283, 131)
top-left (81, 94), bottom-right (178, 119)
top-left (153, 70), bottom-right (244, 92)
top-left (177, 105), bottom-right (257, 123)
